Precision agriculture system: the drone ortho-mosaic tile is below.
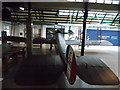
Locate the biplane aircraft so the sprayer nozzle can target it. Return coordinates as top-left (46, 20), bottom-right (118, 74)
top-left (1, 32), bottom-right (119, 85)
top-left (1, 2), bottom-right (119, 88)
top-left (10, 31), bottom-right (119, 86)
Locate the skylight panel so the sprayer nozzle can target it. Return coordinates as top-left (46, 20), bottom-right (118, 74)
top-left (88, 11), bottom-right (97, 14)
top-left (97, 0), bottom-right (104, 3)
top-left (88, 13), bottom-right (95, 17)
top-left (76, 0), bottom-right (83, 2)
top-left (105, 0), bottom-right (112, 4)
top-left (78, 13), bottom-right (84, 16)
top-left (67, 0), bottom-right (75, 2)
top-left (106, 13), bottom-right (118, 17)
top-left (96, 14), bottom-right (105, 18)
top-left (59, 10), bottom-right (78, 16)
top-left (97, 12), bottom-right (106, 15)
top-left (112, 0), bottom-right (119, 4)
top-left (59, 10), bottom-right (69, 15)
top-left (89, 11), bottom-right (106, 15)
top-left (89, 0), bottom-right (96, 3)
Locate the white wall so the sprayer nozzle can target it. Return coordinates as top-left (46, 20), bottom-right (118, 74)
top-left (40, 25), bottom-right (80, 40)
top-left (41, 25), bottom-right (66, 38)
top-left (32, 25), bottom-right (42, 38)
top-left (41, 25), bottom-right (46, 38)
top-left (14, 24), bottom-right (19, 36)
top-left (0, 20), bottom-right (2, 37)
top-left (0, 20), bottom-right (2, 44)
top-left (64, 26), bottom-right (69, 40)
top-left (0, 21), bottom-right (11, 44)
top-left (2, 21), bottom-right (11, 36)
top-left (64, 26), bottom-right (79, 40)
top-left (19, 24), bottom-right (26, 37)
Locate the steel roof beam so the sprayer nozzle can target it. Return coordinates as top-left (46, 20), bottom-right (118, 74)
top-left (89, 13), bottom-right (97, 24)
top-left (100, 13), bottom-right (107, 24)
top-left (111, 13), bottom-right (119, 25)
top-left (75, 10), bottom-right (79, 21)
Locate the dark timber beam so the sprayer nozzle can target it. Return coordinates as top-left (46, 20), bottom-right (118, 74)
top-left (81, 2), bottom-right (88, 56)
top-left (26, 2), bottom-right (32, 56)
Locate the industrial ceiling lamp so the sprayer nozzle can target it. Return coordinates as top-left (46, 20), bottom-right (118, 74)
top-left (19, 7), bottom-right (24, 11)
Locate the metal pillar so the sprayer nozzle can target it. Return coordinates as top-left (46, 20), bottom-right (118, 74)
top-left (26, 2), bottom-right (32, 56)
top-left (81, 2), bottom-right (88, 56)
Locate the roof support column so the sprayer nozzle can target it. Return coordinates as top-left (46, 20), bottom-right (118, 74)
top-left (81, 2), bottom-right (88, 56)
top-left (26, 2), bottom-right (32, 56)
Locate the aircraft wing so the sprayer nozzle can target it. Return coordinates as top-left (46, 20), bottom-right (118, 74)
top-left (86, 40), bottom-right (113, 46)
top-left (56, 32), bottom-right (119, 85)
top-left (66, 40), bottom-right (81, 45)
top-left (15, 32), bottom-right (119, 86)
top-left (14, 55), bottom-right (65, 85)
top-left (2, 36), bottom-right (26, 43)
top-left (66, 40), bottom-right (113, 46)
top-left (76, 56), bottom-right (119, 85)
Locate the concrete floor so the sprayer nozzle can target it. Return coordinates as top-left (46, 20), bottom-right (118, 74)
top-left (2, 44), bottom-right (120, 89)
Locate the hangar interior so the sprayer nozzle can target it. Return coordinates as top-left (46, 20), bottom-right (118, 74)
top-left (0, 1), bottom-right (120, 89)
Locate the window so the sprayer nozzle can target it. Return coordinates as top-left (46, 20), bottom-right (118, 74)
top-left (76, 0), bottom-right (83, 2)
top-left (59, 10), bottom-right (70, 15)
top-left (105, 0), bottom-right (112, 4)
top-left (67, 0), bottom-right (75, 2)
top-left (97, 0), bottom-right (104, 3)
top-left (89, 0), bottom-right (96, 3)
top-left (59, 10), bottom-right (79, 16)
top-left (78, 13), bottom-right (84, 16)
top-left (112, 0), bottom-right (119, 4)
